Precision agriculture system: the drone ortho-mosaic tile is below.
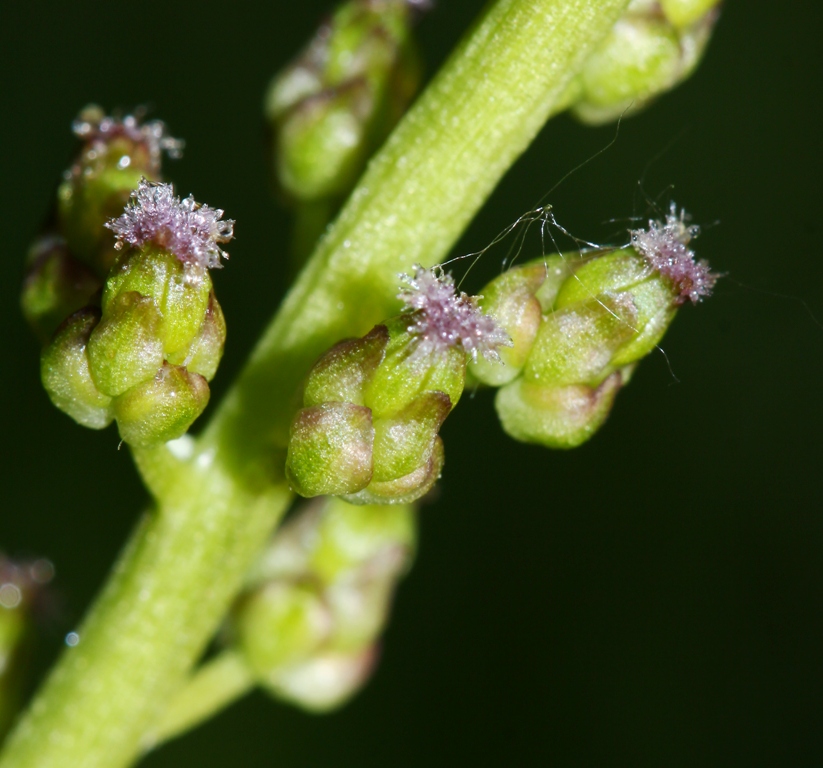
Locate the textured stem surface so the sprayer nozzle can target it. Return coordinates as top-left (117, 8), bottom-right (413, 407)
top-left (0, 1), bottom-right (627, 765)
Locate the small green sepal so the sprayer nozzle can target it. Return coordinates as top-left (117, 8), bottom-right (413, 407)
top-left (40, 309), bottom-right (114, 430)
top-left (112, 364), bottom-right (210, 447)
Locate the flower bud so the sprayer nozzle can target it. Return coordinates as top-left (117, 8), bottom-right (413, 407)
top-left (234, 497), bottom-right (413, 711)
top-left (40, 179), bottom-right (233, 446)
top-left (112, 364), bottom-right (210, 448)
top-left (267, 646), bottom-right (377, 713)
top-left (20, 236), bottom-right (101, 343)
top-left (472, 204), bottom-right (717, 448)
top-left (41, 309), bottom-right (114, 430)
top-left (659, 0), bottom-right (721, 29)
top-left (235, 582), bottom-right (332, 682)
top-left (58, 106), bottom-right (183, 274)
top-left (265, 0), bottom-right (424, 203)
top-left (569, 0), bottom-right (721, 124)
top-left (102, 247), bottom-right (212, 364)
top-left (286, 266), bottom-right (509, 503)
top-left (86, 291), bottom-right (165, 397)
top-left (286, 402), bottom-right (375, 496)
top-left (307, 498), bottom-right (415, 584)
top-left (185, 293), bottom-right (227, 381)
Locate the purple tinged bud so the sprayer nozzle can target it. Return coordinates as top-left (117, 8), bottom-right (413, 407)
top-left (630, 203), bottom-right (717, 304)
top-left (397, 265), bottom-right (511, 362)
top-left (286, 403), bottom-right (376, 497)
top-left (105, 179), bottom-right (235, 270)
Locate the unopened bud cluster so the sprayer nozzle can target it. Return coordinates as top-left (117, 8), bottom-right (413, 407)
top-left (22, 110), bottom-right (233, 447)
top-left (231, 498), bottom-right (415, 711)
top-left (265, 0), bottom-right (424, 203)
top-left (22, 106), bottom-right (183, 343)
top-left (563, 0), bottom-right (722, 124)
top-left (39, 179), bottom-right (231, 446)
top-left (286, 266), bottom-right (509, 504)
top-left (469, 204), bottom-right (716, 448)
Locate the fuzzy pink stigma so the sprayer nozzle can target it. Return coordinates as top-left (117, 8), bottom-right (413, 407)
top-left (398, 265), bottom-right (511, 361)
top-left (106, 179), bottom-right (234, 269)
top-left (630, 203), bottom-right (717, 304)
top-left (72, 106), bottom-right (183, 168)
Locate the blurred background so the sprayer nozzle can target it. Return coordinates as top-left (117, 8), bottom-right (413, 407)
top-left (2, 1), bottom-right (822, 765)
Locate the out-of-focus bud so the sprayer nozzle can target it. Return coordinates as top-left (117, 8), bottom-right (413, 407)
top-left (265, 0), bottom-right (425, 204)
top-left (470, 204), bottom-right (717, 448)
top-left (57, 106), bottom-right (183, 274)
top-left (659, 0), bottom-right (720, 28)
top-left (41, 179), bottom-right (233, 447)
top-left (268, 646), bottom-right (377, 712)
top-left (233, 498), bottom-right (414, 711)
top-left (20, 236), bottom-right (101, 344)
top-left (234, 583), bottom-right (332, 680)
top-left (569, 0), bottom-right (722, 125)
top-left (286, 266), bottom-right (510, 504)
top-left (1, 555), bottom-right (55, 741)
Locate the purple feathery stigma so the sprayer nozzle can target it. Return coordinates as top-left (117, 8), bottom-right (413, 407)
top-left (398, 265), bottom-right (511, 361)
top-left (72, 106), bottom-right (184, 171)
top-left (106, 179), bottom-right (235, 269)
top-left (630, 203), bottom-right (717, 304)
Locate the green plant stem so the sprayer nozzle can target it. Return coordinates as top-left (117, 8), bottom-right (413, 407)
top-left (290, 199), bottom-right (336, 275)
top-left (0, 2), bottom-right (628, 766)
top-left (141, 650), bottom-right (255, 752)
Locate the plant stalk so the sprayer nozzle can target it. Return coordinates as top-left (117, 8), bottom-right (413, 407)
top-left (0, 1), bottom-right (628, 765)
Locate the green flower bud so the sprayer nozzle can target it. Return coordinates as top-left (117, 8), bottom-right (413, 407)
top-left (307, 499), bottom-right (415, 584)
top-left (102, 247), bottom-right (212, 364)
top-left (234, 582), bottom-right (331, 681)
top-left (569, 0), bottom-right (721, 124)
top-left (20, 236), bottom-right (101, 344)
top-left (265, 0), bottom-right (424, 203)
top-left (287, 266), bottom-right (509, 503)
top-left (41, 309), bottom-right (114, 430)
top-left (266, 646), bottom-right (377, 713)
top-left (235, 498), bottom-right (413, 711)
top-left (303, 325), bottom-right (389, 407)
top-left (57, 106), bottom-right (183, 273)
top-left (659, 0), bottom-right (721, 29)
top-left (87, 291), bottom-right (165, 397)
top-left (112, 364), bottom-right (210, 448)
top-left (470, 259), bottom-right (572, 386)
top-left (341, 431), bottom-right (444, 506)
top-left (286, 402), bottom-right (375, 497)
top-left (472, 205), bottom-right (717, 448)
top-left (185, 293), bottom-right (227, 381)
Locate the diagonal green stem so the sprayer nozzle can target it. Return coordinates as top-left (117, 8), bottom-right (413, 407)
top-left (141, 650), bottom-right (255, 752)
top-left (0, 1), bottom-right (628, 766)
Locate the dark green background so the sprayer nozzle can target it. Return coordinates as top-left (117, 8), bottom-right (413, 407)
top-left (2, 1), bottom-right (822, 765)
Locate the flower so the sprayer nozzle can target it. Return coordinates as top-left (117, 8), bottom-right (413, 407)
top-left (105, 179), bottom-right (235, 269)
top-left (397, 265), bottom-right (511, 361)
top-left (72, 105), bottom-right (184, 170)
top-left (629, 202), bottom-right (717, 304)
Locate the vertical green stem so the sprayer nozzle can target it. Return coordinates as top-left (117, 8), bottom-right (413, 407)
top-left (0, 2), bottom-right (628, 766)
